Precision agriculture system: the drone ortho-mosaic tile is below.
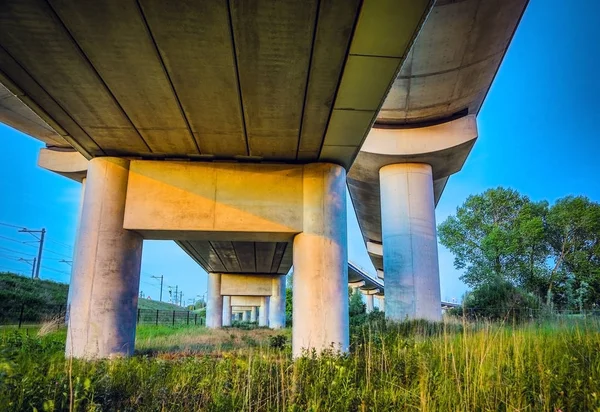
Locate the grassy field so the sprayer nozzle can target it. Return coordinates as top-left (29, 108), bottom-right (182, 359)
top-left (1, 318), bottom-right (599, 411)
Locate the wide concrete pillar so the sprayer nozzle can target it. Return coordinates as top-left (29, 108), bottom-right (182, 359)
top-left (206, 273), bottom-right (223, 328)
top-left (366, 294), bottom-right (374, 314)
top-left (258, 297), bottom-right (268, 327)
top-left (379, 163), bottom-right (441, 321)
top-left (222, 296), bottom-right (232, 326)
top-left (269, 275), bottom-right (286, 329)
top-left (250, 306), bottom-right (258, 323)
top-left (242, 311), bottom-right (250, 322)
top-left (293, 163), bottom-right (348, 356)
top-left (66, 158), bottom-right (143, 359)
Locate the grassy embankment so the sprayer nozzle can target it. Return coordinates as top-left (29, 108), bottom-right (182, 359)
top-left (1, 318), bottom-right (599, 411)
top-left (0, 272), bottom-right (185, 316)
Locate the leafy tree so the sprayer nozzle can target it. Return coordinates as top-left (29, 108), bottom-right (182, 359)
top-left (349, 288), bottom-right (366, 317)
top-left (440, 188), bottom-right (600, 310)
top-left (545, 196), bottom-right (600, 307)
top-left (438, 187), bottom-right (546, 288)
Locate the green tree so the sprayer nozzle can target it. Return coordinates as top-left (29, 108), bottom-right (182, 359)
top-left (545, 196), bottom-right (600, 307)
top-left (438, 187), bottom-right (547, 289)
top-left (349, 288), bottom-right (365, 317)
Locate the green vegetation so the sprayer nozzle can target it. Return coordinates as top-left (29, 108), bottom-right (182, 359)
top-left (137, 298), bottom-right (186, 311)
top-left (1, 319), bottom-right (599, 410)
top-left (0, 272), bottom-right (68, 309)
top-left (0, 272), bottom-right (187, 311)
top-left (439, 188), bottom-right (600, 314)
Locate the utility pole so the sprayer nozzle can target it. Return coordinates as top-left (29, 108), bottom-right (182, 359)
top-left (18, 228), bottom-right (45, 279)
top-left (174, 285), bottom-right (178, 305)
top-left (151, 275), bottom-right (164, 302)
top-left (179, 291), bottom-right (183, 307)
top-left (18, 257), bottom-right (36, 279)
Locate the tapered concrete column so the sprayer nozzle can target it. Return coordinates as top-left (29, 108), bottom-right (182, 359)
top-left (222, 296), bottom-right (232, 326)
top-left (250, 306), bottom-right (257, 323)
top-left (269, 275), bottom-right (286, 329)
top-left (380, 163), bottom-right (441, 321)
top-left (242, 311), bottom-right (250, 322)
top-left (66, 158), bottom-right (143, 359)
top-left (365, 294), bottom-right (374, 313)
top-left (206, 273), bottom-right (223, 328)
top-left (258, 297), bottom-right (268, 327)
top-left (293, 163), bottom-right (348, 356)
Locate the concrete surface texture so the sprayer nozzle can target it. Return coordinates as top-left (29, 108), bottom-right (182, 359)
top-left (66, 157), bottom-right (143, 359)
top-left (0, 0), bottom-right (431, 169)
top-left (258, 297), bottom-right (269, 327)
top-left (378, 0), bottom-right (528, 125)
top-left (206, 273), bottom-right (223, 329)
top-left (222, 296), bottom-right (232, 327)
top-left (269, 275), bottom-right (287, 329)
top-left (380, 163), bottom-right (441, 321)
top-left (293, 163), bottom-right (349, 356)
top-left (348, 116), bottom-right (478, 301)
top-left (366, 294), bottom-right (374, 314)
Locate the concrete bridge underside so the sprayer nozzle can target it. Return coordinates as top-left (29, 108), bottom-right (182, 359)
top-left (0, 0), bottom-right (529, 358)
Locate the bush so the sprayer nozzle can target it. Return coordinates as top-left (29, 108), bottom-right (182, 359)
top-left (455, 278), bottom-right (541, 321)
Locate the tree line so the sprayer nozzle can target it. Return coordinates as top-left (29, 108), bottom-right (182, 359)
top-left (438, 187), bottom-right (600, 316)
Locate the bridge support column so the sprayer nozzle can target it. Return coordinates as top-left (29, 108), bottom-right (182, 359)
top-left (269, 275), bottom-right (286, 329)
top-left (66, 158), bottom-right (143, 359)
top-left (380, 163), bottom-right (441, 321)
top-left (222, 296), bottom-right (232, 326)
top-left (242, 311), bottom-right (250, 322)
top-left (365, 294), bottom-right (374, 314)
top-left (293, 164), bottom-right (348, 356)
top-left (250, 306), bottom-right (258, 323)
top-left (258, 297), bottom-right (268, 327)
top-left (206, 273), bottom-right (223, 328)
top-left (66, 177), bottom-right (86, 323)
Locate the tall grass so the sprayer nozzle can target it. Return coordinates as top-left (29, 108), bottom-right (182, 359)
top-left (1, 319), bottom-right (599, 411)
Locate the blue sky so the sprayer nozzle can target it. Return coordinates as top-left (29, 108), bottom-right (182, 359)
top-left (0, 0), bottom-right (598, 305)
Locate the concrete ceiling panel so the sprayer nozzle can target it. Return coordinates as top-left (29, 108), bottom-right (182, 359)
top-left (296, 0), bottom-right (361, 161)
top-left (230, 0), bottom-right (318, 160)
top-left (255, 242), bottom-right (277, 273)
top-left (139, 0), bottom-right (247, 157)
top-left (350, 0), bottom-right (432, 58)
top-left (233, 242), bottom-right (257, 273)
top-left (210, 241), bottom-right (242, 273)
top-left (0, 0), bottom-right (150, 154)
top-left (49, 0), bottom-right (199, 155)
top-left (321, 110), bottom-right (375, 147)
top-left (334, 56), bottom-right (401, 111)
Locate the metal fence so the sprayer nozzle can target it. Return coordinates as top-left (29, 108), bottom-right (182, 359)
top-left (0, 304), bottom-right (205, 328)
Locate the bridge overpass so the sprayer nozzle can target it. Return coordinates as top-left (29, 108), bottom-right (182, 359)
top-left (0, 0), bottom-right (527, 358)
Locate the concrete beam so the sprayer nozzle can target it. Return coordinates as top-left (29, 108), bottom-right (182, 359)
top-left (124, 161), bottom-right (303, 241)
top-left (366, 241), bottom-right (383, 256)
top-left (221, 274), bottom-right (278, 297)
top-left (230, 296), bottom-right (262, 307)
top-left (38, 147), bottom-right (88, 182)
